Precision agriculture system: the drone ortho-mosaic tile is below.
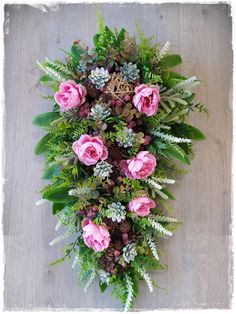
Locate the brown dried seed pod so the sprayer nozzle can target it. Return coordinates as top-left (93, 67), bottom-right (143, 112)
top-left (119, 220), bottom-right (132, 233)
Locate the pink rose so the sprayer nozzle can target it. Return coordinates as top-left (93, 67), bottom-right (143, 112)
top-left (72, 134), bottom-right (108, 166)
top-left (120, 151), bottom-right (156, 179)
top-left (82, 219), bottom-right (111, 252)
top-left (133, 84), bottom-right (160, 116)
top-left (128, 195), bottom-right (156, 217)
top-left (54, 80), bottom-right (87, 111)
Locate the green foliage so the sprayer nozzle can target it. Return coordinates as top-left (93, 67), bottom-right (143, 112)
top-left (34, 13), bottom-right (206, 311)
top-left (42, 164), bottom-right (60, 180)
top-left (32, 112), bottom-right (61, 127)
top-left (52, 202), bottom-right (65, 215)
top-left (43, 186), bottom-right (77, 203)
top-left (160, 54), bottom-right (182, 68)
top-left (136, 23), bottom-right (158, 82)
top-left (93, 12), bottom-right (126, 61)
top-left (148, 139), bottom-right (191, 165)
top-left (34, 133), bottom-right (52, 155)
top-left (171, 123), bottom-right (206, 140)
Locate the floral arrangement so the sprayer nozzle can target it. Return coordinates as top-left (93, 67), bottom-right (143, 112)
top-left (34, 15), bottom-right (207, 311)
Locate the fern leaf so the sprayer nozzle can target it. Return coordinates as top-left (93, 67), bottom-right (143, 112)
top-left (37, 61), bottom-right (66, 82)
top-left (45, 58), bottom-right (74, 78)
top-left (135, 266), bottom-right (154, 292)
top-left (145, 178), bottom-right (163, 190)
top-left (157, 41), bottom-right (170, 61)
top-left (151, 130), bottom-right (191, 143)
top-left (148, 218), bottom-right (172, 237)
top-left (49, 226), bottom-right (75, 246)
top-left (175, 76), bottom-right (200, 90)
top-left (72, 252), bottom-right (80, 269)
top-left (84, 268), bottom-right (97, 292)
top-left (153, 177), bottom-right (175, 184)
top-left (146, 236), bottom-right (159, 261)
top-left (124, 274), bottom-right (134, 312)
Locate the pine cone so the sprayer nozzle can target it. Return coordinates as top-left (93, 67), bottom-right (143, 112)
top-left (119, 220), bottom-right (131, 233)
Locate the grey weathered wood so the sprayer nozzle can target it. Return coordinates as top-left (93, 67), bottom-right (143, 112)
top-left (3, 3), bottom-right (232, 310)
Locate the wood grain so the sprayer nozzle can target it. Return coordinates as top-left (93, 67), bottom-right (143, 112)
top-left (3, 3), bottom-right (232, 310)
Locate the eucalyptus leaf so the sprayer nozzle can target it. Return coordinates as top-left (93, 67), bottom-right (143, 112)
top-left (52, 202), bottom-right (65, 215)
top-left (162, 143), bottom-right (191, 165)
top-left (43, 187), bottom-right (77, 203)
top-left (42, 164), bottom-right (60, 180)
top-left (160, 54), bottom-right (182, 68)
top-left (172, 123), bottom-right (206, 141)
top-left (32, 112), bottom-right (60, 127)
top-left (34, 133), bottom-right (52, 155)
top-left (99, 281), bottom-right (108, 293)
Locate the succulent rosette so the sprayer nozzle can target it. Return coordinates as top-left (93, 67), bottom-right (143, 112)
top-left (34, 14), bottom-right (206, 311)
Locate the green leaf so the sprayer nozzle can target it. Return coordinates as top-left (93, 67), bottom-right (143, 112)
top-left (93, 33), bottom-right (100, 47)
top-left (162, 143), bottom-right (191, 165)
top-left (42, 164), bottom-right (60, 180)
top-left (172, 123), bottom-right (206, 141)
top-left (169, 71), bottom-right (187, 80)
top-left (99, 280), bottom-right (108, 293)
top-left (43, 187), bottom-right (77, 203)
top-left (48, 256), bottom-right (66, 267)
top-left (52, 202), bottom-right (65, 215)
top-left (160, 54), bottom-right (182, 68)
top-left (39, 74), bottom-right (52, 82)
top-left (34, 133), bottom-right (52, 155)
top-left (161, 188), bottom-right (175, 200)
top-left (32, 112), bottom-right (60, 127)
top-left (117, 28), bottom-right (126, 44)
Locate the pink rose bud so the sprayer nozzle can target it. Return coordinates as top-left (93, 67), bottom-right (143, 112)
top-left (127, 121), bottom-right (136, 129)
top-left (108, 180), bottom-right (115, 187)
top-left (114, 250), bottom-right (121, 257)
top-left (54, 80), bottom-right (87, 111)
top-left (124, 95), bottom-right (130, 102)
top-left (122, 233), bottom-right (129, 241)
top-left (116, 99), bottom-right (123, 106)
top-left (120, 151), bottom-right (156, 180)
top-left (72, 135), bottom-right (108, 166)
top-left (128, 195), bottom-right (156, 217)
top-left (81, 219), bottom-right (111, 252)
top-left (117, 176), bottom-right (123, 182)
top-left (133, 84), bottom-right (160, 116)
top-left (111, 99), bottom-right (117, 105)
top-left (143, 135), bottom-right (151, 145)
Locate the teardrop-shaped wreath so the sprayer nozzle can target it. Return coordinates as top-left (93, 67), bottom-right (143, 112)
top-left (34, 15), bottom-right (207, 311)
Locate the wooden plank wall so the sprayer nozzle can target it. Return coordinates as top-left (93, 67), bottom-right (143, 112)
top-left (3, 3), bottom-right (232, 310)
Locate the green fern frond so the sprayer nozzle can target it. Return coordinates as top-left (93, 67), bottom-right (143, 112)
top-left (124, 274), bottom-right (134, 312)
top-left (84, 268), bottom-right (97, 292)
top-left (37, 61), bottom-right (66, 82)
top-left (147, 218), bottom-right (173, 237)
top-left (135, 266), bottom-right (154, 292)
top-left (146, 236), bottom-right (159, 261)
top-left (151, 130), bottom-right (192, 143)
